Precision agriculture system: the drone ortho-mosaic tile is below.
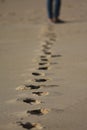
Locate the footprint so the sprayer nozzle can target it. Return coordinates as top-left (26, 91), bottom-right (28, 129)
top-left (32, 72), bottom-right (41, 76)
top-left (40, 55), bottom-right (47, 59)
top-left (45, 40), bottom-right (53, 45)
top-left (27, 108), bottom-right (50, 116)
top-left (17, 122), bottom-right (43, 130)
top-left (51, 54), bottom-right (62, 58)
top-left (42, 45), bottom-right (51, 50)
top-left (44, 51), bottom-right (51, 55)
top-left (32, 92), bottom-right (49, 96)
top-left (32, 57), bottom-right (49, 63)
top-left (40, 58), bottom-right (49, 62)
top-left (25, 78), bottom-right (48, 84)
top-left (22, 98), bottom-right (41, 105)
top-left (25, 84), bottom-right (41, 90)
top-left (42, 50), bottom-right (52, 55)
top-left (48, 32), bottom-right (56, 37)
top-left (32, 72), bottom-right (45, 77)
top-left (50, 37), bottom-right (56, 42)
top-left (16, 84), bottom-right (40, 91)
top-left (44, 32), bottom-right (56, 38)
top-left (34, 78), bottom-right (47, 82)
top-left (39, 62), bottom-right (49, 66)
top-left (38, 66), bottom-right (49, 70)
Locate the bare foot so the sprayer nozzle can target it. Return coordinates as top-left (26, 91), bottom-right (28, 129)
top-left (48, 18), bottom-right (54, 23)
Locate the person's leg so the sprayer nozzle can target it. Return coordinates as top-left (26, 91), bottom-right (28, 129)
top-left (54, 0), bottom-right (61, 21)
top-left (47, 0), bottom-right (53, 20)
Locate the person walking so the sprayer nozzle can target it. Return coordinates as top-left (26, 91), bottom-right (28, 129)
top-left (47, 0), bottom-right (63, 23)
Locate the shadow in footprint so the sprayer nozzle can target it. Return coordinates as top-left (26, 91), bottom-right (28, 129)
top-left (23, 98), bottom-right (41, 105)
top-left (51, 54), bottom-right (62, 58)
top-left (50, 38), bottom-right (56, 42)
top-left (27, 109), bottom-right (43, 116)
top-left (17, 122), bottom-right (34, 130)
top-left (38, 66), bottom-right (49, 70)
top-left (43, 51), bottom-right (52, 55)
top-left (40, 58), bottom-right (49, 62)
top-left (42, 45), bottom-right (51, 50)
top-left (32, 72), bottom-right (41, 76)
top-left (27, 108), bottom-right (50, 116)
top-left (39, 62), bottom-right (48, 66)
top-left (32, 92), bottom-right (49, 96)
top-left (40, 55), bottom-right (47, 59)
top-left (17, 122), bottom-right (42, 130)
top-left (45, 40), bottom-right (53, 45)
top-left (34, 79), bottom-right (47, 82)
top-left (25, 84), bottom-right (40, 89)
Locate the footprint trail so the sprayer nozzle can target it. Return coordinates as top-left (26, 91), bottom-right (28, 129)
top-left (15, 24), bottom-right (62, 130)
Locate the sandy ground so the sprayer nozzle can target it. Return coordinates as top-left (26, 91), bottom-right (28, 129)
top-left (0, 0), bottom-right (87, 130)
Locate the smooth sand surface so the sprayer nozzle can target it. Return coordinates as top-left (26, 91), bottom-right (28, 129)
top-left (0, 0), bottom-right (87, 130)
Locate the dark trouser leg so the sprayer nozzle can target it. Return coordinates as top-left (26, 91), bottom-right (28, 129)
top-left (54, 0), bottom-right (61, 18)
top-left (47, 0), bottom-right (53, 19)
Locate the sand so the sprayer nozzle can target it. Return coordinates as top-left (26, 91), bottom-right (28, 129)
top-left (0, 0), bottom-right (87, 130)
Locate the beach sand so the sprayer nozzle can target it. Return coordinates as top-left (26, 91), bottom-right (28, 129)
top-left (0, 0), bottom-right (87, 130)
